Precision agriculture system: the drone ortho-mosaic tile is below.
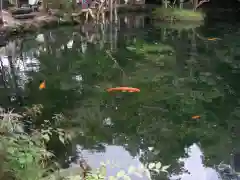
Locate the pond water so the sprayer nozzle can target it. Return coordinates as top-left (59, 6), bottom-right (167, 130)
top-left (1, 13), bottom-right (240, 179)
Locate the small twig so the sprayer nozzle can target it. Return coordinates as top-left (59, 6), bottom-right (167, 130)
top-left (106, 50), bottom-right (128, 82)
top-left (195, 0), bottom-right (210, 9)
top-left (192, 29), bottom-right (209, 41)
top-left (140, 105), bottom-right (168, 112)
top-left (88, 8), bottom-right (95, 19)
top-left (173, 0), bottom-right (177, 6)
top-left (105, 50), bottom-right (125, 74)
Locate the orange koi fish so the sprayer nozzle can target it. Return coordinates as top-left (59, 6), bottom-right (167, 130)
top-left (107, 87), bottom-right (140, 92)
top-left (207, 38), bottom-right (221, 41)
top-left (39, 80), bottom-right (46, 90)
top-left (192, 115), bottom-right (200, 119)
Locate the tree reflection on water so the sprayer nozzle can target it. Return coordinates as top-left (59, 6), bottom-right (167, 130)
top-left (0, 14), bottom-right (240, 179)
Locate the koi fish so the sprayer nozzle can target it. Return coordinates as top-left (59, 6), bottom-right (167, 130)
top-left (207, 38), bottom-right (221, 41)
top-left (107, 87), bottom-right (140, 92)
top-left (192, 115), bottom-right (200, 119)
top-left (39, 80), bottom-right (46, 90)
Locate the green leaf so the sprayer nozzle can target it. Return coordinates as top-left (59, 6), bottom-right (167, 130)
top-left (25, 154), bottom-right (33, 163)
top-left (106, 160), bottom-right (110, 165)
top-left (19, 157), bottom-right (26, 164)
top-left (116, 170), bottom-right (126, 178)
top-left (42, 134), bottom-right (50, 142)
top-left (128, 165), bottom-right (136, 174)
top-left (133, 171), bottom-right (143, 178)
top-left (99, 165), bottom-right (106, 176)
top-left (161, 165), bottom-right (170, 172)
top-left (153, 150), bottom-right (160, 155)
top-left (123, 175), bottom-right (131, 180)
top-left (155, 162), bottom-right (162, 169)
top-left (109, 176), bottom-right (117, 180)
top-left (148, 163), bottom-right (155, 169)
top-left (148, 147), bottom-right (154, 151)
top-left (7, 147), bottom-right (15, 154)
top-left (59, 135), bottom-right (65, 144)
top-left (145, 169), bottom-right (151, 179)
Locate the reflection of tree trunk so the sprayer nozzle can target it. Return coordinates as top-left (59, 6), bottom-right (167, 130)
top-left (42, 0), bottom-right (48, 12)
top-left (192, 0), bottom-right (198, 10)
top-left (44, 33), bottom-right (51, 54)
top-left (161, 28), bottom-right (167, 41)
top-left (190, 30), bottom-right (197, 59)
top-left (0, 0), bottom-right (3, 24)
top-left (0, 57), bottom-right (8, 89)
top-left (72, 34), bottom-right (81, 51)
top-left (0, 57), bottom-right (12, 105)
top-left (18, 39), bottom-right (24, 62)
top-left (72, 0), bottom-right (77, 9)
top-left (109, 23), bottom-right (113, 50)
top-left (180, 0), bottom-right (184, 8)
top-left (175, 31), bottom-right (185, 73)
top-left (8, 56), bottom-right (23, 105)
top-left (99, 23), bottom-right (105, 50)
top-left (231, 153), bottom-right (240, 173)
top-left (113, 21), bottom-right (117, 50)
top-left (6, 40), bottom-right (23, 105)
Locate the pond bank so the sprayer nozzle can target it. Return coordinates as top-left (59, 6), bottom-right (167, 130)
top-left (0, 5), bottom-right (205, 40)
top-left (0, 14), bottom-right (77, 39)
top-left (0, 4), bottom-right (156, 40)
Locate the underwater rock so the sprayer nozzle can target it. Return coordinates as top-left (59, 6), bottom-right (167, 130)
top-left (216, 163), bottom-right (240, 180)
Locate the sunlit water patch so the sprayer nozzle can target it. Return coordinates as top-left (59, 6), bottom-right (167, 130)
top-left (171, 144), bottom-right (221, 180)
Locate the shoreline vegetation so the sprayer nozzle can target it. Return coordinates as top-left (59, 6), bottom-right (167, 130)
top-left (153, 7), bottom-right (205, 22)
top-left (1, 5), bottom-right (154, 39)
top-left (0, 5), bottom-right (205, 40)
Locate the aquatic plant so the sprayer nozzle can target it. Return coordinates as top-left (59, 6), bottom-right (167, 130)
top-left (83, 160), bottom-right (170, 180)
top-left (49, 161), bottom-right (169, 180)
top-left (0, 106), bottom-right (70, 180)
top-left (0, 109), bottom-right (49, 180)
top-left (153, 7), bottom-right (205, 21)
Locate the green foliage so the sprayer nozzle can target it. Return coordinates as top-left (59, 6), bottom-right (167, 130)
top-left (1, 134), bottom-right (52, 180)
top-left (85, 160), bottom-right (169, 180)
top-left (58, 160), bottom-right (170, 180)
top-left (0, 106), bottom-right (70, 180)
top-left (0, 111), bottom-right (48, 180)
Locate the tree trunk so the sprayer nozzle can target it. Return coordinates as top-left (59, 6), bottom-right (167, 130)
top-left (72, 0), bottom-right (77, 10)
top-left (41, 0), bottom-right (48, 12)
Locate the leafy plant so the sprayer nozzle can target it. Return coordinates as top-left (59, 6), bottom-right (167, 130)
top-left (84, 160), bottom-right (170, 180)
top-left (0, 107), bottom-right (66, 180)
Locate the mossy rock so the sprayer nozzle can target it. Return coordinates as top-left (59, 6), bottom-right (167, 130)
top-left (153, 8), bottom-right (205, 21)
